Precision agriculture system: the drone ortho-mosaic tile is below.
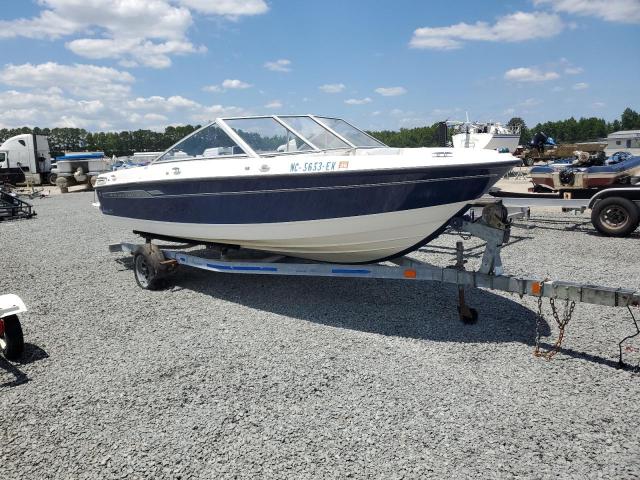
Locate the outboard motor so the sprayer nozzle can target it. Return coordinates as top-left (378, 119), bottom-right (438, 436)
top-left (559, 169), bottom-right (575, 186)
top-left (437, 122), bottom-right (449, 148)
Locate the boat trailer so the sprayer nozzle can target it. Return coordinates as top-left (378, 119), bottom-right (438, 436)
top-left (109, 201), bottom-right (640, 368)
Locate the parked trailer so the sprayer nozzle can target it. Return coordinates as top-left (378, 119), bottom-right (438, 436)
top-left (494, 184), bottom-right (640, 237)
top-left (109, 202), bottom-right (640, 368)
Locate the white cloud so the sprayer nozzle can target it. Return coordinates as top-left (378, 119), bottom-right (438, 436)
top-left (533, 0), bottom-right (640, 24)
top-left (319, 83), bottom-right (346, 93)
top-left (375, 86), bottom-right (407, 96)
top-left (0, 62), bottom-right (134, 98)
top-left (221, 79), bottom-right (252, 89)
top-left (518, 98), bottom-right (542, 107)
top-left (592, 101), bottom-right (606, 108)
top-left (572, 82), bottom-right (589, 90)
top-left (0, 62), bottom-right (248, 130)
top-left (410, 11), bottom-right (564, 49)
top-left (564, 66), bottom-right (584, 74)
top-left (264, 100), bottom-right (283, 109)
top-left (345, 97), bottom-right (372, 105)
top-left (203, 85), bottom-right (223, 93)
top-left (0, 0), bottom-right (267, 68)
top-left (66, 37), bottom-right (204, 69)
top-left (264, 59), bottom-right (292, 72)
top-left (504, 67), bottom-right (560, 82)
top-left (177, 0), bottom-right (268, 16)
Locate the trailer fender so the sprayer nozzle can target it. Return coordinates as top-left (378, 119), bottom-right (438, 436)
top-left (588, 188), bottom-right (640, 209)
top-left (0, 294), bottom-right (27, 319)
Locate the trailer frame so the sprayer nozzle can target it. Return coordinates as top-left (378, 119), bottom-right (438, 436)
top-left (109, 201), bottom-right (640, 368)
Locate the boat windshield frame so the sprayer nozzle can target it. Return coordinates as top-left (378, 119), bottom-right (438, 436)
top-left (151, 115), bottom-right (387, 163)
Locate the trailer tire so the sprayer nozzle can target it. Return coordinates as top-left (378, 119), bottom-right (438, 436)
top-left (591, 197), bottom-right (640, 237)
top-left (47, 172), bottom-right (57, 185)
top-left (523, 157), bottom-right (534, 167)
top-left (0, 314), bottom-right (24, 360)
top-left (133, 244), bottom-right (168, 290)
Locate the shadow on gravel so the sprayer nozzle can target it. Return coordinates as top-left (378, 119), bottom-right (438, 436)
top-left (16, 343), bottom-right (49, 365)
top-left (419, 233), bottom-right (533, 258)
top-left (0, 343), bottom-right (48, 388)
top-left (171, 267), bottom-right (552, 346)
top-left (0, 358), bottom-right (29, 388)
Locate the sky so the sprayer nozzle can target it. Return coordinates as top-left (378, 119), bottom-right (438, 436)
top-left (0, 0), bottom-right (638, 132)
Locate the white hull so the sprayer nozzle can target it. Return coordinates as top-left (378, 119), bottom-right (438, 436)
top-left (113, 202), bottom-right (468, 263)
top-left (452, 133), bottom-right (520, 152)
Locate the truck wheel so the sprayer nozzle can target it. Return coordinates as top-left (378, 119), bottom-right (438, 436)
top-left (48, 172), bottom-right (57, 185)
top-left (0, 314), bottom-right (25, 360)
top-left (591, 197), bottom-right (640, 237)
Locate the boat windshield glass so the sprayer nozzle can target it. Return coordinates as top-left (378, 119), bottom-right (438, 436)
top-left (315, 117), bottom-right (386, 148)
top-left (157, 123), bottom-right (246, 162)
top-left (278, 116), bottom-right (351, 150)
top-left (225, 117), bottom-right (314, 155)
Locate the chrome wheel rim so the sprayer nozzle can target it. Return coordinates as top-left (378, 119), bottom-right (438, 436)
top-left (601, 206), bottom-right (629, 230)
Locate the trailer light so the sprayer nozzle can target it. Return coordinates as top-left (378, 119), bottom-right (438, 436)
top-left (403, 269), bottom-right (417, 279)
top-left (531, 282), bottom-right (543, 296)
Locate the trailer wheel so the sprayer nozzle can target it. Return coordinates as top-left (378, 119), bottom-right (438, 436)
top-left (47, 172), bottom-right (57, 185)
top-left (133, 244), bottom-right (167, 290)
top-left (0, 314), bottom-right (24, 360)
top-left (591, 197), bottom-right (640, 237)
top-left (523, 157), bottom-right (534, 167)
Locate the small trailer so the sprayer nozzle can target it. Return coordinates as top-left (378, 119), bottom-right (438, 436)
top-left (109, 201), bottom-right (640, 368)
top-left (0, 294), bottom-right (26, 360)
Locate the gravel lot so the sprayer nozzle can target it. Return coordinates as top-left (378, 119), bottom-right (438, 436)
top-left (2, 191), bottom-right (640, 479)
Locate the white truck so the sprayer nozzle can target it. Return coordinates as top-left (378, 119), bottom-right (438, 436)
top-left (0, 133), bottom-right (53, 185)
top-left (0, 133), bottom-right (111, 190)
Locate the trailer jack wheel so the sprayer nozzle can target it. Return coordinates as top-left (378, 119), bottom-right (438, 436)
top-left (0, 314), bottom-right (25, 360)
top-left (133, 244), bottom-right (167, 290)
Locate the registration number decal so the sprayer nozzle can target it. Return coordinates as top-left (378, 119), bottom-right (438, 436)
top-left (290, 161), bottom-right (338, 173)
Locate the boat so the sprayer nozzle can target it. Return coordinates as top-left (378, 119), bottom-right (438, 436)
top-left (95, 115), bottom-right (519, 263)
top-left (449, 120), bottom-right (520, 153)
top-left (529, 151), bottom-right (640, 192)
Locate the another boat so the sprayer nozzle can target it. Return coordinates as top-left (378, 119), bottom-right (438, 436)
top-left (530, 151), bottom-right (640, 192)
top-left (95, 115), bottom-right (519, 263)
top-left (449, 120), bottom-right (520, 153)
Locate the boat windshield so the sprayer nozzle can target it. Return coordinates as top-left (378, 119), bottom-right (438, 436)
top-left (278, 116), bottom-right (351, 150)
top-left (315, 117), bottom-right (386, 148)
top-left (156, 122), bottom-right (246, 162)
top-left (224, 117), bottom-right (314, 155)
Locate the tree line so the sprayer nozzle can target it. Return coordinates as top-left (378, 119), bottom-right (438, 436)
top-left (0, 108), bottom-right (638, 156)
top-left (369, 108), bottom-right (640, 148)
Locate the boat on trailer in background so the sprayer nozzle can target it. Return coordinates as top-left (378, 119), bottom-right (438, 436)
top-left (95, 115), bottom-right (519, 263)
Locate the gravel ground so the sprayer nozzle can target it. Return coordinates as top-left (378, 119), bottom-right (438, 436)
top-left (2, 191), bottom-right (639, 479)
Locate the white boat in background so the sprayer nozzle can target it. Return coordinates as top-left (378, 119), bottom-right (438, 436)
top-left (449, 120), bottom-right (521, 153)
top-left (95, 115), bottom-right (519, 263)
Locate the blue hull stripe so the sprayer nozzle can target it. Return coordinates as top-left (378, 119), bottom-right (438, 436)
top-left (97, 163), bottom-right (515, 224)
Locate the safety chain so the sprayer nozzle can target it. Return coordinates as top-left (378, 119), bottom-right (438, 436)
top-left (534, 295), bottom-right (576, 360)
